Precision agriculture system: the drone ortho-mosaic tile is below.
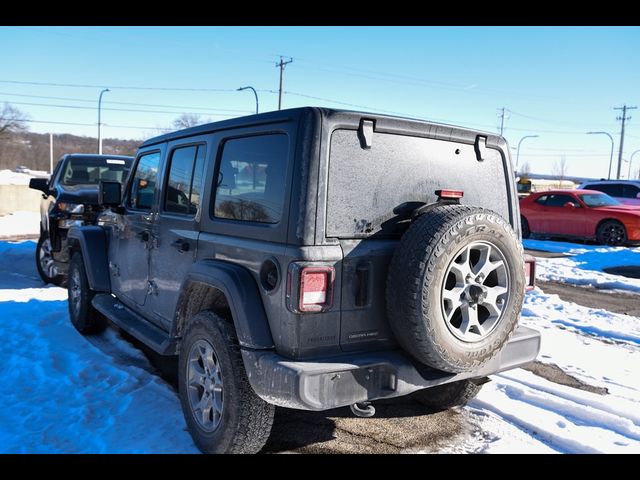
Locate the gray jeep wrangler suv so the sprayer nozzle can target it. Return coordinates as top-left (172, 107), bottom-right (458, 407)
top-left (66, 107), bottom-right (539, 454)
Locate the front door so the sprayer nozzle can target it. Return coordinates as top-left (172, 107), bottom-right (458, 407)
top-left (111, 149), bottom-right (162, 307)
top-left (149, 140), bottom-right (207, 330)
top-left (541, 193), bottom-right (585, 236)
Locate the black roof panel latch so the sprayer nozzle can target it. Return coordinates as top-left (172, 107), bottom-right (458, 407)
top-left (358, 119), bottom-right (375, 149)
top-left (474, 135), bottom-right (487, 162)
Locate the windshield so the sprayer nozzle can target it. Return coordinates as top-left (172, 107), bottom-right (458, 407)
top-left (579, 193), bottom-right (622, 207)
top-left (61, 158), bottom-right (131, 185)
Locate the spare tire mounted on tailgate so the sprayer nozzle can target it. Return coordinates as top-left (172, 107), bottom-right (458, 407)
top-left (386, 204), bottom-right (524, 373)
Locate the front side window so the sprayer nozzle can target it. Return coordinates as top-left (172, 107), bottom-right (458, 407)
top-left (128, 152), bottom-right (160, 210)
top-left (544, 194), bottom-right (576, 207)
top-left (164, 145), bottom-right (206, 215)
top-left (213, 134), bottom-right (288, 224)
top-left (588, 183), bottom-right (623, 197)
top-left (535, 195), bottom-right (549, 205)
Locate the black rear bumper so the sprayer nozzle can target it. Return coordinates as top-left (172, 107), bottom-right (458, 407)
top-left (242, 325), bottom-right (541, 411)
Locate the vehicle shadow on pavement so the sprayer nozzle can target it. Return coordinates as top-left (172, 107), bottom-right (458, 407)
top-left (117, 328), bottom-right (468, 454)
top-left (263, 399), bottom-right (467, 454)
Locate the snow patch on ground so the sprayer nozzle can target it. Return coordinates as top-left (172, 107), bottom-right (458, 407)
top-left (524, 239), bottom-right (640, 293)
top-left (0, 240), bottom-right (198, 453)
top-left (1, 240), bottom-right (639, 453)
top-left (0, 211), bottom-right (40, 239)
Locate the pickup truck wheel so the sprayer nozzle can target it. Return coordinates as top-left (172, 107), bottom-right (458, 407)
top-left (179, 311), bottom-right (275, 454)
top-left (36, 234), bottom-right (64, 285)
top-left (596, 220), bottom-right (627, 246)
top-left (67, 252), bottom-right (105, 334)
top-left (386, 205), bottom-right (525, 373)
top-left (413, 380), bottom-right (482, 410)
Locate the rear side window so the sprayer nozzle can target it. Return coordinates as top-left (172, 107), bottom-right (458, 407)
top-left (164, 145), bottom-right (206, 215)
top-left (128, 151), bottom-right (161, 210)
top-left (213, 134), bottom-right (288, 224)
top-left (535, 195), bottom-right (548, 205)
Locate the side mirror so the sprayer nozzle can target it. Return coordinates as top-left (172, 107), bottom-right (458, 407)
top-left (29, 177), bottom-right (49, 194)
top-left (99, 180), bottom-right (122, 207)
top-left (564, 201), bottom-right (579, 208)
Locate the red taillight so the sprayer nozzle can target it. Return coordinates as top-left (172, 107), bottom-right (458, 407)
top-left (524, 255), bottom-right (536, 291)
top-left (436, 189), bottom-right (464, 200)
top-left (299, 266), bottom-right (335, 313)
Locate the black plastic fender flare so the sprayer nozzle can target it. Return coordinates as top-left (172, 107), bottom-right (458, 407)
top-left (66, 226), bottom-right (111, 292)
top-left (175, 260), bottom-right (274, 350)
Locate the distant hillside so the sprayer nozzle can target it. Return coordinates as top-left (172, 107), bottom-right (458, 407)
top-left (0, 131), bottom-right (140, 171)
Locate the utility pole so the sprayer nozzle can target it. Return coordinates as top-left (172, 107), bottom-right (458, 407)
top-left (614, 104), bottom-right (637, 179)
top-left (276, 56), bottom-right (293, 110)
top-left (49, 133), bottom-right (53, 174)
top-left (497, 107), bottom-right (509, 136)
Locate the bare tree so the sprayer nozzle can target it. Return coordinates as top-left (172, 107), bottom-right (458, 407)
top-left (0, 103), bottom-right (29, 138)
top-left (519, 161), bottom-right (531, 176)
top-left (172, 113), bottom-right (204, 130)
top-left (552, 155), bottom-right (569, 187)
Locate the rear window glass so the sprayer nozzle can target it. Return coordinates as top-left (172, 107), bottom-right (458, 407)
top-left (326, 129), bottom-right (509, 238)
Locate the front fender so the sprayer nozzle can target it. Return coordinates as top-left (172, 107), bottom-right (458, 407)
top-left (177, 260), bottom-right (274, 350)
top-left (67, 226), bottom-right (111, 292)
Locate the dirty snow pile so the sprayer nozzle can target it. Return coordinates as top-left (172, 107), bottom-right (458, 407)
top-left (524, 239), bottom-right (640, 293)
top-left (0, 169), bottom-right (48, 185)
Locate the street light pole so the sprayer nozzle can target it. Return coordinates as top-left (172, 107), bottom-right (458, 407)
top-left (516, 135), bottom-right (539, 172)
top-left (629, 149), bottom-right (640, 179)
top-left (586, 131), bottom-right (614, 180)
top-left (236, 86), bottom-right (259, 114)
top-left (97, 88), bottom-right (110, 154)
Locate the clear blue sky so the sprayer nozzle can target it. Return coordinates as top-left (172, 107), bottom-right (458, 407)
top-left (1, 26), bottom-right (639, 178)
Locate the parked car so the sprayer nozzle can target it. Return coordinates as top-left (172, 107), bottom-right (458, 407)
top-left (14, 165), bottom-right (30, 173)
top-left (65, 107), bottom-right (539, 454)
top-left (578, 180), bottom-right (640, 206)
top-left (520, 189), bottom-right (640, 245)
top-left (29, 154), bottom-right (133, 285)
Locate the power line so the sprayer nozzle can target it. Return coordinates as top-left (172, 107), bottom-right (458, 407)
top-left (0, 99), bottom-right (239, 117)
top-left (0, 79), bottom-right (238, 92)
top-left (0, 91), bottom-right (251, 113)
top-left (21, 118), bottom-right (172, 131)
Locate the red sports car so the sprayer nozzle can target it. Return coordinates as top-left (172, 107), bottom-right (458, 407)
top-left (520, 189), bottom-right (640, 246)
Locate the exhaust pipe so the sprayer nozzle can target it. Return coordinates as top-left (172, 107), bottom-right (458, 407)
top-left (350, 402), bottom-right (375, 418)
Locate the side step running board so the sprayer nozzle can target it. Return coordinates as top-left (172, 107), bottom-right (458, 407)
top-left (92, 294), bottom-right (178, 355)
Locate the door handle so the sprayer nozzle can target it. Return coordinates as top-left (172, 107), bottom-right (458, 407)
top-left (136, 231), bottom-right (150, 242)
top-left (171, 238), bottom-right (190, 252)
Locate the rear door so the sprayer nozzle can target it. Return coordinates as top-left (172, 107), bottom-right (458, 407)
top-left (148, 137), bottom-right (208, 330)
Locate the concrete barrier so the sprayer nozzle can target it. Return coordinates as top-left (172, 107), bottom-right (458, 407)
top-left (0, 185), bottom-right (42, 216)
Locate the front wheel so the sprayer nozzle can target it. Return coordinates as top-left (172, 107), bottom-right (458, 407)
top-left (68, 252), bottom-right (105, 334)
top-left (36, 234), bottom-right (63, 285)
top-left (596, 220), bottom-right (627, 246)
top-left (413, 380), bottom-right (483, 410)
top-left (178, 311), bottom-right (275, 454)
